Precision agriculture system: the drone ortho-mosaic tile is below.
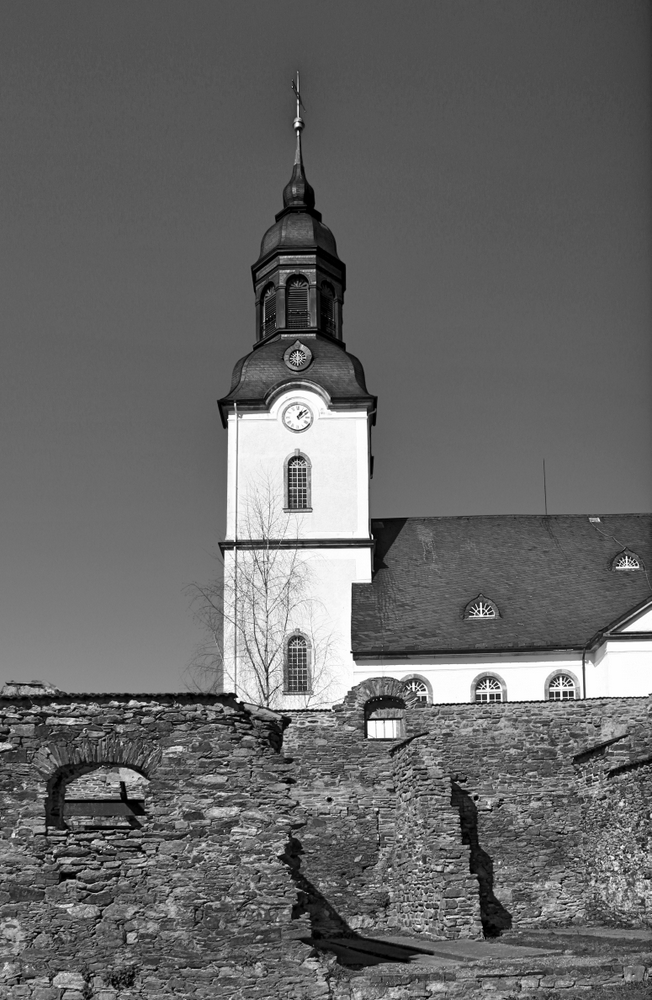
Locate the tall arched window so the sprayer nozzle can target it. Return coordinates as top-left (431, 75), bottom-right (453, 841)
top-left (286, 275), bottom-right (309, 329)
top-left (286, 454), bottom-right (311, 510)
top-left (261, 283), bottom-right (276, 337)
top-left (320, 281), bottom-right (335, 335)
top-left (285, 634), bottom-right (310, 693)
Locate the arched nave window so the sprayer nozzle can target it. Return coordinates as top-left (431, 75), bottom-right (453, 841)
top-left (546, 673), bottom-right (578, 701)
top-left (285, 634), bottom-right (310, 694)
top-left (285, 453), bottom-right (311, 511)
top-left (472, 675), bottom-right (505, 703)
top-left (402, 677), bottom-right (431, 704)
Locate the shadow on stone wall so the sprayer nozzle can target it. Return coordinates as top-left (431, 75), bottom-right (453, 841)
top-left (280, 834), bottom-right (356, 939)
top-left (451, 781), bottom-right (512, 938)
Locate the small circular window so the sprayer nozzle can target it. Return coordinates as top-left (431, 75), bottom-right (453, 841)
top-left (288, 349), bottom-right (307, 368)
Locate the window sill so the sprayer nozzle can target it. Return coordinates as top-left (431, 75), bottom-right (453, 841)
top-left (283, 507), bottom-right (312, 513)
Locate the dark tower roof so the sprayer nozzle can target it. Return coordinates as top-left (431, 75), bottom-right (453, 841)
top-left (219, 87), bottom-right (374, 425)
top-left (255, 120), bottom-right (339, 263)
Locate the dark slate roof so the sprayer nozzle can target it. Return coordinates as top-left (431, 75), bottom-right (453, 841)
top-left (219, 334), bottom-right (374, 422)
top-left (352, 515), bottom-right (652, 655)
top-left (259, 211), bottom-right (338, 259)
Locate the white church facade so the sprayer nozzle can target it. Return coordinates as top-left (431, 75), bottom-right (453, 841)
top-left (217, 111), bottom-right (652, 714)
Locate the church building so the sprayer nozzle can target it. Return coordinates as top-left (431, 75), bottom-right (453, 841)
top-left (218, 102), bottom-right (652, 715)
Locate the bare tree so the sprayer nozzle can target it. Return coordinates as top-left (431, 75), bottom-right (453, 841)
top-left (186, 478), bottom-right (336, 708)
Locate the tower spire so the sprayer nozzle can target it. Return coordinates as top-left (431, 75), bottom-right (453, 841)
top-left (282, 71), bottom-right (315, 212)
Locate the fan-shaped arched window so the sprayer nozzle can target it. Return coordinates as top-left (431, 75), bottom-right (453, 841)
top-left (402, 677), bottom-right (430, 704)
top-left (547, 673), bottom-right (577, 700)
top-left (612, 551), bottom-right (642, 571)
top-left (261, 283), bottom-right (276, 337)
top-left (473, 675), bottom-right (505, 703)
top-left (464, 595), bottom-right (499, 619)
top-left (320, 281), bottom-right (335, 335)
top-left (285, 453), bottom-right (311, 510)
top-left (285, 634), bottom-right (310, 694)
top-left (286, 275), bottom-right (309, 329)
top-left (365, 696), bottom-right (405, 739)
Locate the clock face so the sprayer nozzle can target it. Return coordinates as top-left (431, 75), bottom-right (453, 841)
top-left (283, 403), bottom-right (313, 432)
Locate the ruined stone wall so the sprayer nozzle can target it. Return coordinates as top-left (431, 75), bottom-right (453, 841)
top-left (0, 693), bottom-right (328, 1000)
top-left (389, 738), bottom-right (482, 938)
top-left (388, 695), bottom-right (652, 934)
top-left (281, 679), bottom-right (424, 936)
top-left (1, 682), bottom-right (651, 998)
top-left (282, 684), bottom-right (652, 938)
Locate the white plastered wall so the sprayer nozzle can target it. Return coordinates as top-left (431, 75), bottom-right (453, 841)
top-left (586, 637), bottom-right (652, 697)
top-left (353, 638), bottom-right (652, 704)
top-left (223, 387), bottom-right (372, 708)
top-left (226, 388), bottom-right (371, 541)
top-left (352, 652), bottom-right (586, 703)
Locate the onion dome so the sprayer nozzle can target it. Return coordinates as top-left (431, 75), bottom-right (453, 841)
top-left (258, 129), bottom-right (339, 260)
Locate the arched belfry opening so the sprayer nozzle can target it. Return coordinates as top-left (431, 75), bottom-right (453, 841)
top-left (286, 275), bottom-right (310, 329)
top-left (261, 282), bottom-right (277, 338)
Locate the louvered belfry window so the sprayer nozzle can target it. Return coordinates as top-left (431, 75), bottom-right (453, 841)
top-left (286, 635), bottom-right (309, 693)
top-left (286, 276), bottom-right (309, 329)
top-left (320, 282), bottom-right (335, 335)
top-left (262, 284), bottom-right (276, 337)
top-left (287, 455), bottom-right (310, 510)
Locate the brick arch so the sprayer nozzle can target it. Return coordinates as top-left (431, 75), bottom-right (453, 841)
top-left (33, 734), bottom-right (162, 781)
top-left (40, 736), bottom-right (162, 830)
top-left (339, 677), bottom-right (422, 711)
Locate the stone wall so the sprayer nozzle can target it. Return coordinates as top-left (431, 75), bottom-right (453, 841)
top-left (285, 681), bottom-right (652, 938)
top-left (389, 738), bottom-right (482, 938)
top-left (0, 680), bottom-right (651, 998)
top-left (0, 691), bottom-right (328, 999)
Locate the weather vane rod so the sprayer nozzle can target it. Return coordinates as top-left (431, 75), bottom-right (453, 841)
top-left (291, 70), bottom-right (305, 134)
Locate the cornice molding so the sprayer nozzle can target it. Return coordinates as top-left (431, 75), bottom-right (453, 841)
top-left (220, 537), bottom-right (374, 553)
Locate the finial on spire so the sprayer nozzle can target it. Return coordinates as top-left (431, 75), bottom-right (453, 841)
top-left (291, 70), bottom-right (305, 134)
top-left (279, 71), bottom-right (316, 214)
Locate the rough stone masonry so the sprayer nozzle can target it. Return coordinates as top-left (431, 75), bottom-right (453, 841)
top-left (0, 679), bottom-right (650, 998)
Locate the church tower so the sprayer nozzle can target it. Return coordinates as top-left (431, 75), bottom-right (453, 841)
top-left (218, 83), bottom-right (376, 708)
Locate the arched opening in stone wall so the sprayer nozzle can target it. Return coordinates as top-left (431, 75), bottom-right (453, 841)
top-left (364, 696), bottom-right (406, 740)
top-left (46, 764), bottom-right (149, 831)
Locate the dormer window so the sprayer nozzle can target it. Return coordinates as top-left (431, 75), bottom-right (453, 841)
top-left (286, 276), bottom-right (309, 329)
top-left (612, 551), bottom-right (642, 571)
top-left (464, 595), bottom-right (499, 619)
top-left (261, 283), bottom-right (276, 337)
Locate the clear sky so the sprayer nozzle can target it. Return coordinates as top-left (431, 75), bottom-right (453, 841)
top-left (1, 1), bottom-right (650, 693)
